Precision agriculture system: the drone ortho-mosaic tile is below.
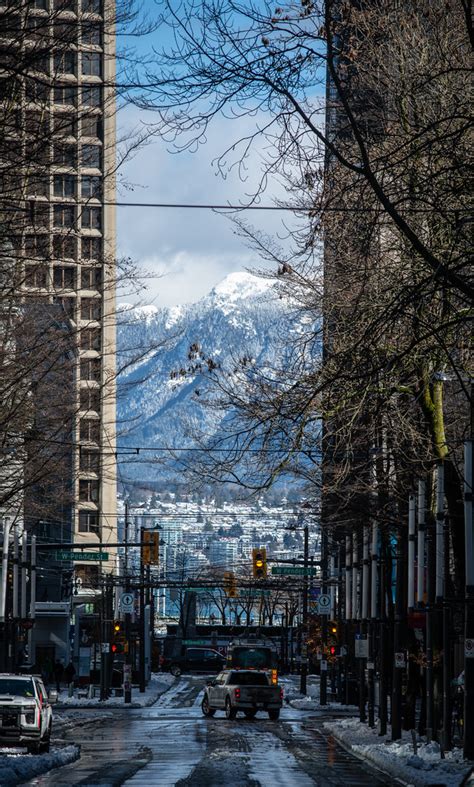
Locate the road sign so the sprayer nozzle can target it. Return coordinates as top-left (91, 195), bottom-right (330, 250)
top-left (121, 592), bottom-right (134, 613)
top-left (355, 635), bottom-right (368, 658)
top-left (465, 639), bottom-right (474, 658)
top-left (101, 643), bottom-right (110, 654)
top-left (320, 660), bottom-right (328, 671)
top-left (55, 551), bottom-right (109, 561)
top-left (271, 566), bottom-right (317, 576)
top-left (395, 651), bottom-right (406, 668)
top-left (317, 594), bottom-right (331, 614)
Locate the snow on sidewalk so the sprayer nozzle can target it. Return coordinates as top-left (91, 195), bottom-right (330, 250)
top-left (0, 745), bottom-right (79, 786)
top-left (56, 673), bottom-right (175, 709)
top-left (324, 717), bottom-right (473, 786)
top-left (280, 674), bottom-right (356, 712)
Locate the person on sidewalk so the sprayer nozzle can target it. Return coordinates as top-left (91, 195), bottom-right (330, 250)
top-left (64, 661), bottom-right (76, 686)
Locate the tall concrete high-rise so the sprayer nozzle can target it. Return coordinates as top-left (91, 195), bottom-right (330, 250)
top-left (0, 0), bottom-right (117, 665)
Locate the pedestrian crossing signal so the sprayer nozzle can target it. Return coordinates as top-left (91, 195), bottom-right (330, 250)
top-left (252, 547), bottom-right (267, 579)
top-left (224, 571), bottom-right (238, 597)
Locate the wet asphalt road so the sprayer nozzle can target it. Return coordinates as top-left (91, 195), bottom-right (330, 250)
top-left (25, 676), bottom-right (393, 786)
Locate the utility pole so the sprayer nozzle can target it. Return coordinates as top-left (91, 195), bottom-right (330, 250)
top-left (139, 528), bottom-right (146, 693)
top-left (123, 502), bottom-right (132, 703)
top-left (464, 437), bottom-right (474, 759)
top-left (320, 528), bottom-right (328, 705)
top-left (300, 522), bottom-right (309, 695)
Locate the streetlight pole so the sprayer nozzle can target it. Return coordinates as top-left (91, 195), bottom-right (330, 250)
top-left (464, 437), bottom-right (474, 759)
top-left (300, 523), bottom-right (309, 695)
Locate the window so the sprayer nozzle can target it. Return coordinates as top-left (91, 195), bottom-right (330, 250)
top-left (25, 111), bottom-right (48, 137)
top-left (53, 143), bottom-right (76, 168)
top-left (81, 51), bottom-right (101, 76)
top-left (80, 418), bottom-right (100, 442)
top-left (81, 114), bottom-right (102, 139)
top-left (80, 297), bottom-right (100, 321)
top-left (53, 114), bottom-right (77, 137)
top-left (26, 176), bottom-right (49, 198)
top-left (80, 357), bottom-right (100, 381)
top-left (79, 478), bottom-right (99, 503)
top-left (81, 175), bottom-right (101, 199)
top-left (34, 0), bottom-right (48, 8)
top-left (81, 0), bottom-right (102, 13)
top-left (54, 174), bottom-right (75, 197)
top-left (80, 266), bottom-right (101, 289)
top-left (53, 234), bottom-right (76, 259)
top-left (54, 85), bottom-right (77, 105)
top-left (81, 144), bottom-right (101, 169)
top-left (80, 384), bottom-right (100, 408)
top-left (53, 296), bottom-right (75, 318)
top-left (53, 265), bottom-right (75, 288)
top-left (81, 21), bottom-right (101, 46)
top-left (53, 21), bottom-right (77, 44)
top-left (53, 203), bottom-right (75, 228)
top-left (54, 51), bottom-right (76, 75)
top-left (78, 511), bottom-right (99, 535)
top-left (25, 77), bottom-right (49, 103)
top-left (81, 206), bottom-right (101, 230)
top-left (81, 85), bottom-right (101, 107)
top-left (30, 202), bottom-right (50, 228)
top-left (54, 0), bottom-right (77, 13)
top-left (25, 265), bottom-right (48, 288)
top-left (81, 237), bottom-right (101, 261)
top-left (79, 448), bottom-right (100, 473)
top-left (25, 235), bottom-right (49, 259)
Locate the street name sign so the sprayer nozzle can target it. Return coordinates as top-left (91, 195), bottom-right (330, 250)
top-left (271, 566), bottom-right (317, 577)
top-left (55, 550), bottom-right (109, 561)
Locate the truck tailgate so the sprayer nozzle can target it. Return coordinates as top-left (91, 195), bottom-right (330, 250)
top-left (238, 687), bottom-right (280, 704)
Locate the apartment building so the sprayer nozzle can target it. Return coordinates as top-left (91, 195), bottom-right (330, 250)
top-left (0, 0), bottom-right (117, 665)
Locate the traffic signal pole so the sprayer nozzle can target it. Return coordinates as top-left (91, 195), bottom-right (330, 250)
top-left (124, 503), bottom-right (132, 703)
top-left (464, 438), bottom-right (474, 759)
top-left (300, 524), bottom-right (309, 695)
top-left (320, 529), bottom-right (328, 705)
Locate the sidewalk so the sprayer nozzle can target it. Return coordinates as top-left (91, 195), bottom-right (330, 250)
top-left (56, 673), bottom-right (175, 709)
top-left (324, 717), bottom-right (473, 787)
top-left (280, 674), bottom-right (357, 713)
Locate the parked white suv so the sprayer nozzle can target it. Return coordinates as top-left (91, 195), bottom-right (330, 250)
top-left (0, 673), bottom-right (56, 754)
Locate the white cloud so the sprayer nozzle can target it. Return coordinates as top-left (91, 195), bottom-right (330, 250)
top-left (116, 105), bottom-right (296, 306)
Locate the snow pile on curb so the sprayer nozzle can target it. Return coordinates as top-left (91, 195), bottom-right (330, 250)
top-left (0, 745), bottom-right (79, 785)
top-left (324, 718), bottom-right (472, 786)
top-left (57, 674), bottom-right (175, 709)
top-left (280, 675), bottom-right (356, 712)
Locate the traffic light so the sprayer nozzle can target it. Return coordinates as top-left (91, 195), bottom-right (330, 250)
top-left (329, 622), bottom-right (338, 637)
top-left (252, 547), bottom-right (267, 579)
top-left (141, 529), bottom-right (159, 565)
top-left (112, 620), bottom-right (125, 654)
top-left (224, 571), bottom-right (238, 598)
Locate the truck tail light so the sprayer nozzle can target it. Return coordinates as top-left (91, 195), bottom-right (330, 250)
top-left (234, 688), bottom-right (241, 701)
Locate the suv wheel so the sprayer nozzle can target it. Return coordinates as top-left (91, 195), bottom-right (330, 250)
top-left (27, 742), bottom-right (42, 755)
top-left (268, 709), bottom-right (280, 721)
top-left (201, 695), bottom-right (215, 717)
top-left (225, 697), bottom-right (237, 720)
top-left (170, 664), bottom-right (182, 677)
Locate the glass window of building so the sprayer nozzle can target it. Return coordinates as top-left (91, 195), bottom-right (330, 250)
top-left (52, 296), bottom-right (75, 318)
top-left (78, 511), bottom-right (99, 535)
top-left (53, 234), bottom-right (76, 259)
top-left (25, 265), bottom-right (48, 288)
top-left (80, 297), bottom-right (101, 321)
top-left (81, 0), bottom-right (102, 13)
top-left (81, 206), bottom-right (101, 230)
top-left (81, 51), bottom-right (101, 77)
top-left (54, 0), bottom-right (77, 12)
top-left (81, 85), bottom-right (101, 107)
top-left (25, 77), bottom-right (49, 103)
top-left (53, 143), bottom-right (76, 168)
top-left (54, 85), bottom-right (77, 105)
top-left (25, 235), bottom-right (49, 259)
top-left (53, 114), bottom-right (77, 137)
top-left (53, 265), bottom-right (75, 288)
top-left (79, 448), bottom-right (100, 473)
top-left (80, 265), bottom-right (101, 289)
top-left (81, 114), bottom-right (102, 139)
top-left (79, 418), bottom-right (100, 443)
top-left (81, 237), bottom-right (101, 261)
top-left (80, 384), bottom-right (100, 409)
top-left (81, 175), bottom-right (101, 199)
top-left (30, 203), bottom-right (50, 228)
top-left (26, 175), bottom-right (49, 197)
top-left (81, 144), bottom-right (101, 169)
top-left (54, 174), bottom-right (76, 197)
top-left (81, 21), bottom-right (101, 46)
top-left (54, 51), bottom-right (77, 75)
top-left (53, 203), bottom-right (75, 228)
top-left (79, 479), bottom-right (99, 503)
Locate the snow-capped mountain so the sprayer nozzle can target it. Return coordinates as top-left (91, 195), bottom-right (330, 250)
top-left (116, 272), bottom-right (315, 490)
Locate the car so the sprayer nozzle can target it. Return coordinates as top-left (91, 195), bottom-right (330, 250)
top-left (164, 647), bottom-right (227, 677)
top-left (0, 673), bottom-right (57, 754)
top-left (202, 670), bottom-right (283, 720)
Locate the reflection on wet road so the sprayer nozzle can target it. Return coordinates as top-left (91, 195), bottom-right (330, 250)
top-left (26, 676), bottom-right (392, 786)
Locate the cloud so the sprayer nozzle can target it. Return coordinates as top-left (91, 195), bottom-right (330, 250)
top-left (116, 105), bottom-right (296, 305)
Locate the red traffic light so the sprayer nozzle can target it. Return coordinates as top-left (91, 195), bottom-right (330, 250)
top-left (329, 645), bottom-right (337, 656)
top-left (111, 643), bottom-right (124, 654)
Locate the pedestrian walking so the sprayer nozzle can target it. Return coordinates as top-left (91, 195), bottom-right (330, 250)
top-left (64, 661), bottom-right (76, 685)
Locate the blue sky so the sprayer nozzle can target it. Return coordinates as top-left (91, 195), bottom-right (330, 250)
top-left (115, 1), bottom-right (297, 307)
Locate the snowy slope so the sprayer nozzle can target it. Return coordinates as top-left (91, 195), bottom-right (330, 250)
top-left (117, 272), bottom-right (316, 488)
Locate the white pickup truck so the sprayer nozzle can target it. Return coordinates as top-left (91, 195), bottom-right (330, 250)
top-left (201, 670), bottom-right (283, 720)
top-left (0, 673), bottom-right (56, 754)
